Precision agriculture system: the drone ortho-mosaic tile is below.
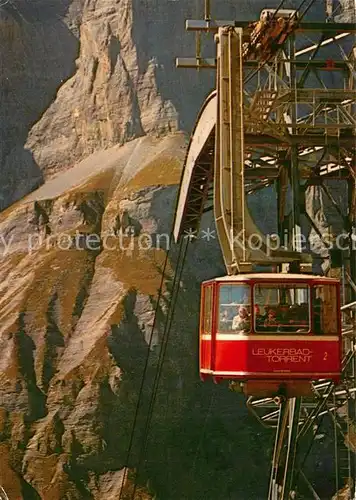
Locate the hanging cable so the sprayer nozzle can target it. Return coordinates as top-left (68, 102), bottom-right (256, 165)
top-left (131, 236), bottom-right (190, 499)
top-left (118, 235), bottom-right (173, 499)
top-left (117, 80), bottom-right (191, 495)
top-left (130, 237), bottom-right (189, 498)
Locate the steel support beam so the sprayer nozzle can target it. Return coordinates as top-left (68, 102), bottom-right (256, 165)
top-left (282, 399), bottom-right (302, 499)
top-left (215, 27), bottom-right (251, 273)
top-left (176, 57), bottom-right (348, 70)
top-left (185, 20), bottom-right (356, 34)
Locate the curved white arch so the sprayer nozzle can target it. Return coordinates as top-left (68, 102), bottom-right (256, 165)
top-left (173, 91), bottom-right (301, 268)
top-left (173, 91), bottom-right (217, 241)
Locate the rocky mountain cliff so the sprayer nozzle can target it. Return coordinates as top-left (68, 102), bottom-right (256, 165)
top-left (0, 0), bottom-right (351, 498)
top-left (0, 0), bottom-right (310, 210)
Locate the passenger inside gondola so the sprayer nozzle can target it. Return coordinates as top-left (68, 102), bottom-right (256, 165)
top-left (254, 304), bottom-right (264, 329)
top-left (254, 283), bottom-right (310, 333)
top-left (264, 308), bottom-right (278, 331)
top-left (220, 308), bottom-right (233, 330)
top-left (218, 284), bottom-right (251, 332)
top-left (232, 306), bottom-right (250, 333)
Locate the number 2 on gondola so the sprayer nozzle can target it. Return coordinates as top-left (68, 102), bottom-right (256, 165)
top-left (323, 352), bottom-right (328, 360)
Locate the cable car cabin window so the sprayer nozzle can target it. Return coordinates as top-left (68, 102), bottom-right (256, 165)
top-left (312, 284), bottom-right (338, 335)
top-left (203, 286), bottom-right (213, 334)
top-left (218, 284), bottom-right (251, 333)
top-left (254, 283), bottom-right (310, 334)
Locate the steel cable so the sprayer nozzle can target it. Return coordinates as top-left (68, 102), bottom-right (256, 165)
top-left (118, 235), bottom-right (173, 499)
top-left (130, 236), bottom-right (189, 499)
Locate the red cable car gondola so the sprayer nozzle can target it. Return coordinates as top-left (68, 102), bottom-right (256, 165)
top-left (199, 273), bottom-right (341, 398)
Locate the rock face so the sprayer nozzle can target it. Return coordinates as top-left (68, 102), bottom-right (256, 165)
top-left (0, 0), bottom-right (82, 210)
top-left (25, 0), bottom-right (180, 177)
top-left (0, 0), bottom-right (288, 209)
top-left (335, 0), bottom-right (356, 21)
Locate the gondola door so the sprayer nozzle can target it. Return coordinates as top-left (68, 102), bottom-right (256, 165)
top-left (200, 283), bottom-right (213, 378)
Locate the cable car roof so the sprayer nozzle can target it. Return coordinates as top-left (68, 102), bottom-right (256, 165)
top-left (204, 273), bottom-right (339, 283)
